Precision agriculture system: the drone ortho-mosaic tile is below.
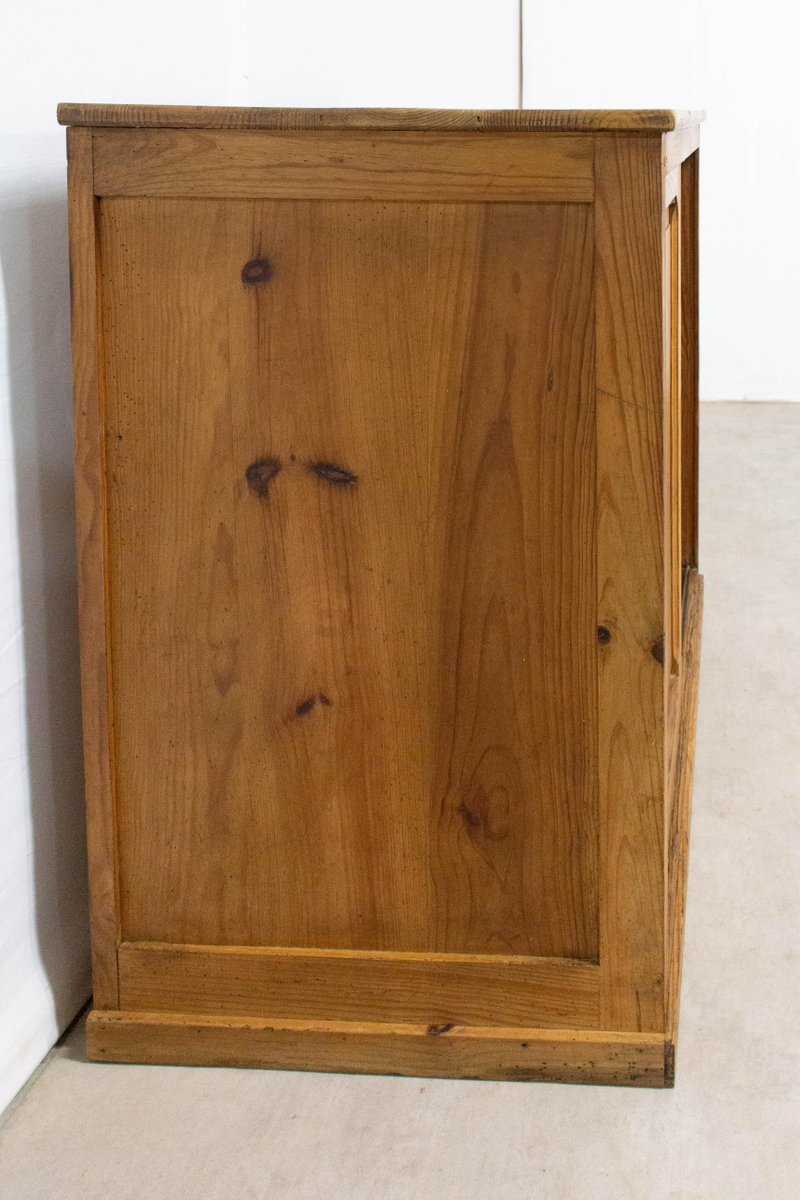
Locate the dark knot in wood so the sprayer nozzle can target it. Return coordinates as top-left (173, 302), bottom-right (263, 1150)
top-left (309, 460), bottom-right (358, 486)
top-left (245, 457), bottom-right (281, 498)
top-left (241, 257), bottom-right (273, 285)
top-left (597, 625), bottom-right (612, 645)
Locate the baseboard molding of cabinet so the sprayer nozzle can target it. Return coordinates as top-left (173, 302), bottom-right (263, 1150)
top-left (85, 1010), bottom-right (672, 1087)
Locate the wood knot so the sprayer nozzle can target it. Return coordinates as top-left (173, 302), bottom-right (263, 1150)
top-left (309, 460), bottom-right (358, 487)
top-left (295, 692), bottom-right (332, 718)
top-left (651, 635), bottom-right (665, 665)
top-left (458, 802), bottom-right (481, 829)
top-left (426, 1022), bottom-right (454, 1037)
top-left (597, 625), bottom-right (612, 645)
top-left (245, 457), bottom-right (281, 498)
top-left (241, 257), bottom-right (272, 285)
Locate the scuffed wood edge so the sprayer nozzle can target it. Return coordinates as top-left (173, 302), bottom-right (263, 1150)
top-left (665, 569), bottom-right (703, 1086)
top-left (66, 127), bottom-right (120, 1006)
top-left (58, 104), bottom-right (704, 133)
top-left (86, 1010), bottom-right (671, 1087)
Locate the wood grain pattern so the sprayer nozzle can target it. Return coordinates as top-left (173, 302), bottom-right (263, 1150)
top-left (663, 123), bottom-right (701, 174)
top-left (91, 129), bottom-right (594, 202)
top-left (66, 128), bottom-right (119, 1007)
top-left (64, 113), bottom-right (705, 1084)
top-left (429, 203), bottom-right (597, 959)
top-left (99, 196), bottom-right (598, 962)
top-left (118, 943), bottom-right (599, 1028)
top-left (86, 1010), bottom-right (670, 1087)
top-left (59, 103), bottom-right (705, 133)
top-left (680, 151), bottom-right (700, 569)
top-left (667, 198), bottom-right (682, 673)
top-left (665, 569), bottom-right (702, 1073)
top-left (594, 136), bottom-right (666, 1032)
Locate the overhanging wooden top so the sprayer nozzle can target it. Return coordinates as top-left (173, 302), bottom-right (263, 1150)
top-left (57, 105), bottom-right (704, 134)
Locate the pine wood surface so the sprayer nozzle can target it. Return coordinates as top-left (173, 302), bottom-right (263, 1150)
top-left (117, 943), bottom-right (599, 1028)
top-left (92, 129), bottom-right (595, 202)
top-left (86, 1010), bottom-right (670, 1087)
top-left (100, 194), bottom-right (598, 960)
top-left (680, 152), bottom-right (700, 567)
top-left (594, 136), bottom-right (666, 1032)
top-left (64, 111), bottom-right (703, 1084)
top-left (665, 569), bottom-right (703, 1065)
top-left (59, 104), bottom-right (704, 133)
top-left (66, 128), bottom-right (119, 1007)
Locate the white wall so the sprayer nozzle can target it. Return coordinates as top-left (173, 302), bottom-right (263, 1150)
top-left (0, 0), bottom-right (518, 1115)
top-left (523, 0), bottom-right (800, 400)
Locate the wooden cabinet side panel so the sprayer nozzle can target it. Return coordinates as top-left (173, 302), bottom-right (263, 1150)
top-left (66, 127), bottom-right (119, 1006)
top-left (595, 136), bottom-right (666, 1032)
top-left (99, 195), bottom-right (598, 964)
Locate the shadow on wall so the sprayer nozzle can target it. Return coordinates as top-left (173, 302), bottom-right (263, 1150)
top-left (0, 188), bottom-right (92, 1034)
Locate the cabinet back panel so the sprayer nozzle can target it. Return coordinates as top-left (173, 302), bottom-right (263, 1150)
top-left (98, 196), bottom-right (598, 960)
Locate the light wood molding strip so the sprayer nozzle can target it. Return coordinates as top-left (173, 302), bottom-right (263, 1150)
top-left (87, 1009), bottom-right (670, 1086)
top-left (59, 103), bottom-right (704, 134)
top-left (118, 942), bottom-right (601, 1029)
top-left (91, 130), bottom-right (595, 202)
top-left (663, 123), bottom-right (702, 174)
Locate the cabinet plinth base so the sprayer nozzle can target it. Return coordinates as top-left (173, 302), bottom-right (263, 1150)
top-left (86, 1011), bottom-right (671, 1087)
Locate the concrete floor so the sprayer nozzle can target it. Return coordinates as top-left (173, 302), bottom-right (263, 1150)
top-left (1, 402), bottom-right (798, 1199)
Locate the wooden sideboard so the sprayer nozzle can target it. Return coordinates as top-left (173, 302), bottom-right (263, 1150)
top-left (59, 105), bottom-right (703, 1086)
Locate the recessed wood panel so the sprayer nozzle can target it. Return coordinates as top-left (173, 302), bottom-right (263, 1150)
top-left (98, 195), bottom-right (598, 962)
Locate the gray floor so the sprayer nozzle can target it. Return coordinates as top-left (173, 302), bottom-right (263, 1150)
top-left (1, 403), bottom-right (798, 1200)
